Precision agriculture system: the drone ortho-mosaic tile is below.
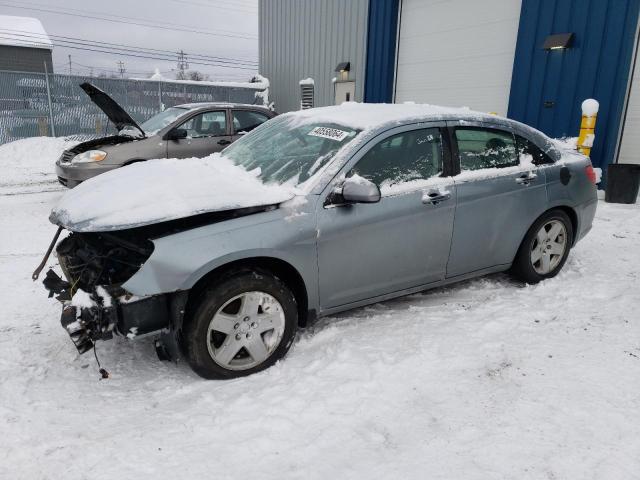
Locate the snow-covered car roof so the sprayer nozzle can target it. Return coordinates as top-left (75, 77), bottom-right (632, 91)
top-left (283, 102), bottom-right (496, 131)
top-left (174, 102), bottom-right (273, 110)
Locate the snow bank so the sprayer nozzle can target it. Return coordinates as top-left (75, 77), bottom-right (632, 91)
top-left (50, 154), bottom-right (296, 232)
top-left (0, 136), bottom-right (76, 188)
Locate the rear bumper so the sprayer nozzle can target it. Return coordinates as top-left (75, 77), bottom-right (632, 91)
top-left (574, 197), bottom-right (598, 244)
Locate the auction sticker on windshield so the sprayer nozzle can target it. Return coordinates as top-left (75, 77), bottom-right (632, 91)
top-left (308, 126), bottom-right (349, 141)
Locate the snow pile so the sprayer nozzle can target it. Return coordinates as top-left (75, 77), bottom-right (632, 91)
top-left (50, 154), bottom-right (296, 232)
top-left (253, 74), bottom-right (274, 110)
top-left (299, 77), bottom-right (315, 85)
top-left (552, 137), bottom-right (578, 152)
top-left (0, 16), bottom-right (52, 49)
top-left (0, 136), bottom-right (76, 189)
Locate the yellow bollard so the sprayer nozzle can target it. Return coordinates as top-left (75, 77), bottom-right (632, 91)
top-left (577, 99), bottom-right (599, 157)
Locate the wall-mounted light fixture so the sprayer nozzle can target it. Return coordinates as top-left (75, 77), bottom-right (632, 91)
top-left (543, 33), bottom-right (574, 50)
top-left (335, 61), bottom-right (350, 81)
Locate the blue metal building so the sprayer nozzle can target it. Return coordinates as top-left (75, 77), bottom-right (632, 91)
top-left (260, 0), bottom-right (640, 176)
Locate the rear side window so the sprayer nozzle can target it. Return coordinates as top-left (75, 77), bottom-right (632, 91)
top-left (349, 128), bottom-right (443, 188)
top-left (232, 110), bottom-right (270, 133)
top-left (516, 135), bottom-right (554, 165)
top-left (455, 128), bottom-right (518, 171)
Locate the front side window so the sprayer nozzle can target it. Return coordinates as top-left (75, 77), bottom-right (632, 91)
top-left (139, 107), bottom-right (189, 135)
top-left (233, 110), bottom-right (270, 133)
top-left (455, 128), bottom-right (518, 171)
top-left (348, 128), bottom-right (443, 189)
top-left (179, 110), bottom-right (227, 138)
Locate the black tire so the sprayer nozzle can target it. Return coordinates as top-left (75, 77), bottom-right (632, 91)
top-left (183, 269), bottom-right (298, 379)
top-left (511, 209), bottom-right (574, 284)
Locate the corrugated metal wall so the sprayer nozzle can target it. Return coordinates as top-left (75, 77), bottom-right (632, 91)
top-left (508, 0), bottom-right (640, 180)
top-left (259, 0), bottom-right (369, 113)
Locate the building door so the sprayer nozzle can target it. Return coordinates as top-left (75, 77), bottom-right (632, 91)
top-left (507, 0), bottom-right (640, 179)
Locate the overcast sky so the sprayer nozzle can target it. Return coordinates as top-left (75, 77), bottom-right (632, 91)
top-left (0, 0), bottom-right (259, 81)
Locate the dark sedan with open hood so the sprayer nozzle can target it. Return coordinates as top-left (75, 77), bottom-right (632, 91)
top-left (56, 83), bottom-right (276, 187)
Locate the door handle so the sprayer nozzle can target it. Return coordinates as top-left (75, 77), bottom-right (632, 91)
top-left (218, 139), bottom-right (231, 145)
top-left (515, 172), bottom-right (537, 185)
top-left (422, 190), bottom-right (451, 205)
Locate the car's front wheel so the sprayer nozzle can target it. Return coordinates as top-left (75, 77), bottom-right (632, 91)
top-left (511, 210), bottom-right (574, 284)
top-left (183, 269), bottom-right (298, 379)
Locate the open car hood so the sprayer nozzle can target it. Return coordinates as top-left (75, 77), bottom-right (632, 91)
top-left (49, 155), bottom-right (296, 232)
top-left (80, 82), bottom-right (145, 136)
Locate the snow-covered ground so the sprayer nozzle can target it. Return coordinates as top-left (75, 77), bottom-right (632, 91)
top-left (0, 138), bottom-right (639, 479)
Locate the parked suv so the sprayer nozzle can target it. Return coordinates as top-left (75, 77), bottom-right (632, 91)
top-left (56, 83), bottom-right (276, 187)
top-left (38, 103), bottom-right (598, 379)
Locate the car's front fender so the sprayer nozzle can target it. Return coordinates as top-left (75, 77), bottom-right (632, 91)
top-left (121, 201), bottom-right (320, 310)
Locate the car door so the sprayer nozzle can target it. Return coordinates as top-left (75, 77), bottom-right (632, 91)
top-left (166, 109), bottom-right (232, 159)
top-left (445, 122), bottom-right (548, 278)
top-left (316, 124), bottom-right (457, 310)
top-left (230, 109), bottom-right (271, 142)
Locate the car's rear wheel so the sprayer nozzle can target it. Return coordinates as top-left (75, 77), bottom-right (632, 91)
top-left (183, 270), bottom-right (298, 379)
top-left (511, 210), bottom-right (573, 284)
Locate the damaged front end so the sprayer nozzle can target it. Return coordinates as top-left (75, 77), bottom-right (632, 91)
top-left (39, 228), bottom-right (185, 356)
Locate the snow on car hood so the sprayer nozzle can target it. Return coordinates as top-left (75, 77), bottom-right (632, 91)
top-left (50, 154), bottom-right (296, 232)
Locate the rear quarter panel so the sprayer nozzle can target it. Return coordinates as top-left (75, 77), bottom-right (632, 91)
top-left (545, 151), bottom-right (598, 243)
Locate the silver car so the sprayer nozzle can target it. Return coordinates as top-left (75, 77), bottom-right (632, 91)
top-left (38, 104), bottom-right (598, 379)
top-left (55, 83), bottom-right (276, 187)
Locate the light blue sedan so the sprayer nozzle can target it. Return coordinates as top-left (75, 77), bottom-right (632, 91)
top-left (41, 103), bottom-right (598, 379)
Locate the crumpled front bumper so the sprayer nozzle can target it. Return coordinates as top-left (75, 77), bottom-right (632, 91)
top-left (44, 270), bottom-right (184, 355)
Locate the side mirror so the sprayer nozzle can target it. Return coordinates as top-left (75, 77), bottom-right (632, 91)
top-left (341, 176), bottom-right (381, 204)
top-left (166, 128), bottom-right (188, 140)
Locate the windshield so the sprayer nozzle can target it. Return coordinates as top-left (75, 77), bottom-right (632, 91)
top-left (139, 107), bottom-right (189, 135)
top-left (222, 116), bottom-right (360, 186)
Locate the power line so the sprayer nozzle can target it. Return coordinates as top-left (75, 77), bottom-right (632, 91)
top-left (0, 1), bottom-right (258, 40)
top-left (3, 0), bottom-right (258, 38)
top-left (168, 0), bottom-right (258, 14)
top-left (0, 35), bottom-right (259, 71)
top-left (0, 28), bottom-right (258, 66)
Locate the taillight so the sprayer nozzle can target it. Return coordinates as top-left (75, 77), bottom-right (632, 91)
top-left (585, 164), bottom-right (597, 184)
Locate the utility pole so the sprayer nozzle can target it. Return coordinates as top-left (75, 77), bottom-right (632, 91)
top-left (176, 50), bottom-right (189, 80)
top-left (68, 54), bottom-right (72, 75)
top-left (117, 61), bottom-right (126, 78)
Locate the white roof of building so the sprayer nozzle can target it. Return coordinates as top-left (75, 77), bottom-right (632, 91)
top-left (0, 16), bottom-right (52, 50)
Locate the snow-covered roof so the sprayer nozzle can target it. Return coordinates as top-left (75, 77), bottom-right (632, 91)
top-left (130, 76), bottom-right (267, 90)
top-left (175, 102), bottom-right (272, 110)
top-left (284, 102), bottom-right (494, 131)
top-left (0, 16), bottom-right (52, 50)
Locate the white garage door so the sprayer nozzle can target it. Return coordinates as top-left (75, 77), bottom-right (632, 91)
top-left (394, 0), bottom-right (522, 116)
top-left (617, 45), bottom-right (640, 165)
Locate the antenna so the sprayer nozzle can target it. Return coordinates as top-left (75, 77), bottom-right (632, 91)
top-left (68, 54), bottom-right (72, 75)
top-left (117, 61), bottom-right (126, 78)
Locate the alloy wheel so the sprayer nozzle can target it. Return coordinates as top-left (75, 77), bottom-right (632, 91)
top-left (530, 219), bottom-right (567, 275)
top-left (206, 291), bottom-right (286, 371)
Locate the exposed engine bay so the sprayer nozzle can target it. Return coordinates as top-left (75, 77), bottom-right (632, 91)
top-left (39, 205), bottom-right (273, 357)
